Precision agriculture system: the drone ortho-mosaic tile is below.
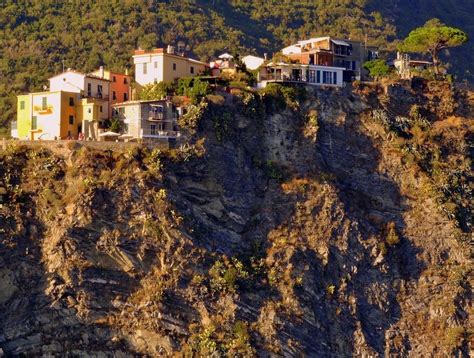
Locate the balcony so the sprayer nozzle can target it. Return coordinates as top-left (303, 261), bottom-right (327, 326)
top-left (148, 111), bottom-right (164, 121)
top-left (142, 129), bottom-right (179, 138)
top-left (84, 93), bottom-right (109, 101)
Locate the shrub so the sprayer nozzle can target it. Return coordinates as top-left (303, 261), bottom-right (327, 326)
top-left (385, 222), bottom-right (400, 246)
top-left (139, 81), bottom-right (175, 100)
top-left (209, 258), bottom-right (249, 293)
top-left (363, 59), bottom-right (391, 79)
top-left (177, 77), bottom-right (211, 104)
top-left (177, 101), bottom-right (208, 130)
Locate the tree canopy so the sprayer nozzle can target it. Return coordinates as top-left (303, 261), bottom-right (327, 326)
top-left (363, 59), bottom-right (391, 79)
top-left (399, 19), bottom-right (468, 73)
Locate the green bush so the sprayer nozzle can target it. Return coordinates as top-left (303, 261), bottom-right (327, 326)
top-left (139, 81), bottom-right (175, 100)
top-left (177, 77), bottom-right (211, 104)
top-left (363, 59), bottom-right (391, 79)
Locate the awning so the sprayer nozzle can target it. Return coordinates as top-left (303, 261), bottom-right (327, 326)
top-left (331, 39), bottom-right (350, 46)
top-left (99, 131), bottom-right (120, 137)
top-left (218, 53), bottom-right (233, 59)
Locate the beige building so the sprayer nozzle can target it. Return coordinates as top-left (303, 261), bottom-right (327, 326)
top-left (112, 100), bottom-right (179, 141)
top-left (133, 46), bottom-right (208, 86)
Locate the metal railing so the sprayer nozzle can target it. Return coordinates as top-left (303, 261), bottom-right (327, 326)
top-left (259, 74), bottom-right (305, 82)
top-left (148, 111), bottom-right (164, 120)
top-left (142, 130), bottom-right (179, 138)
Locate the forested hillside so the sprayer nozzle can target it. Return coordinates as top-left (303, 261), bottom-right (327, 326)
top-left (0, 0), bottom-right (471, 134)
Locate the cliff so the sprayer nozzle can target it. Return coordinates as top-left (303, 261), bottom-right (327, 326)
top-left (0, 81), bottom-right (472, 356)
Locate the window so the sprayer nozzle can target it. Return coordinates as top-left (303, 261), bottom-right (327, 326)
top-left (88, 108), bottom-right (92, 114)
top-left (124, 77), bottom-right (128, 84)
top-left (69, 115), bottom-right (74, 125)
top-left (20, 101), bottom-right (25, 110)
top-left (100, 106), bottom-right (103, 113)
top-left (323, 71), bottom-right (331, 83)
top-left (190, 66), bottom-right (194, 74)
top-left (333, 72), bottom-right (337, 85)
top-left (97, 85), bottom-right (103, 98)
top-left (113, 91), bottom-right (116, 100)
top-left (143, 63), bottom-right (147, 75)
top-left (118, 107), bottom-right (125, 114)
top-left (150, 124), bottom-right (156, 135)
top-left (309, 70), bottom-right (316, 83)
top-left (123, 123), bottom-right (129, 133)
top-left (69, 97), bottom-right (74, 106)
top-left (113, 76), bottom-right (116, 82)
top-left (154, 62), bottom-right (158, 68)
top-left (87, 83), bottom-right (92, 96)
top-left (173, 63), bottom-right (176, 71)
top-left (123, 93), bottom-right (128, 101)
top-left (32, 116), bottom-right (37, 130)
top-left (42, 97), bottom-right (47, 110)
top-left (317, 70), bottom-right (321, 83)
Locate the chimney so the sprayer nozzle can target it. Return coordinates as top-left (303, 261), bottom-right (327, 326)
top-left (99, 66), bottom-right (104, 78)
top-left (264, 53), bottom-right (268, 60)
top-left (167, 45), bottom-right (175, 55)
top-left (125, 68), bottom-right (129, 76)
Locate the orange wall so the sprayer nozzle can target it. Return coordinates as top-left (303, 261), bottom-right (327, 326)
top-left (110, 72), bottom-right (131, 105)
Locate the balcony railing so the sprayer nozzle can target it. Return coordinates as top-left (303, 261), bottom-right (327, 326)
top-left (259, 73), bottom-right (304, 82)
top-left (142, 130), bottom-right (179, 138)
top-left (84, 93), bottom-right (109, 101)
top-left (148, 111), bottom-right (164, 121)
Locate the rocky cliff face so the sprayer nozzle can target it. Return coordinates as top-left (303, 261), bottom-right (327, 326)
top-left (0, 82), bottom-right (472, 357)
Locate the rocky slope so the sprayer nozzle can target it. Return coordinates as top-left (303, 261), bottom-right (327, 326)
top-left (0, 81), bottom-right (472, 357)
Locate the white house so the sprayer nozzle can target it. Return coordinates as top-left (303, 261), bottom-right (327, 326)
top-left (257, 63), bottom-right (345, 88)
top-left (49, 69), bottom-right (110, 119)
top-left (242, 55), bottom-right (265, 70)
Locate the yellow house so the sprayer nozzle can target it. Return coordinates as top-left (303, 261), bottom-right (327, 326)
top-left (16, 91), bottom-right (80, 140)
top-left (75, 97), bottom-right (105, 140)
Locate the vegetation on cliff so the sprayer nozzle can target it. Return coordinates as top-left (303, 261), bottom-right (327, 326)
top-left (1, 0), bottom-right (472, 135)
top-left (0, 81), bottom-right (472, 356)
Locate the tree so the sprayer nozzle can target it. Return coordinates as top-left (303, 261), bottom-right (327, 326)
top-left (140, 82), bottom-right (175, 100)
top-left (363, 59), bottom-right (391, 79)
top-left (399, 19), bottom-right (468, 74)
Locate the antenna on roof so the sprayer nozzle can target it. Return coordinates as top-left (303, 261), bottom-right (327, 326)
top-left (62, 60), bottom-right (65, 73)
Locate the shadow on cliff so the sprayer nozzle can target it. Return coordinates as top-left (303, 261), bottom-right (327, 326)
top-left (164, 88), bottom-right (426, 355)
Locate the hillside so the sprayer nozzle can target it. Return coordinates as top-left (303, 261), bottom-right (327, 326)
top-left (0, 82), bottom-right (472, 356)
top-left (0, 0), bottom-right (472, 135)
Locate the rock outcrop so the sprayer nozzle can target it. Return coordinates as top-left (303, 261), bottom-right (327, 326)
top-left (0, 82), bottom-right (472, 356)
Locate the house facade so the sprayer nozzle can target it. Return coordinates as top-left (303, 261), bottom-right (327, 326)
top-left (49, 69), bottom-right (111, 119)
top-left (257, 63), bottom-right (344, 88)
top-left (15, 91), bottom-right (81, 140)
top-left (133, 47), bottom-right (208, 87)
top-left (393, 52), bottom-right (438, 79)
top-left (281, 36), bottom-right (378, 81)
top-left (90, 67), bottom-right (132, 110)
top-left (112, 100), bottom-right (179, 141)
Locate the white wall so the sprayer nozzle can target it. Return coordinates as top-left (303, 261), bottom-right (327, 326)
top-left (242, 55), bottom-right (265, 70)
top-left (134, 54), bottom-right (164, 86)
top-left (32, 92), bottom-right (61, 139)
top-left (49, 72), bottom-right (85, 93)
top-left (282, 45), bottom-right (302, 55)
